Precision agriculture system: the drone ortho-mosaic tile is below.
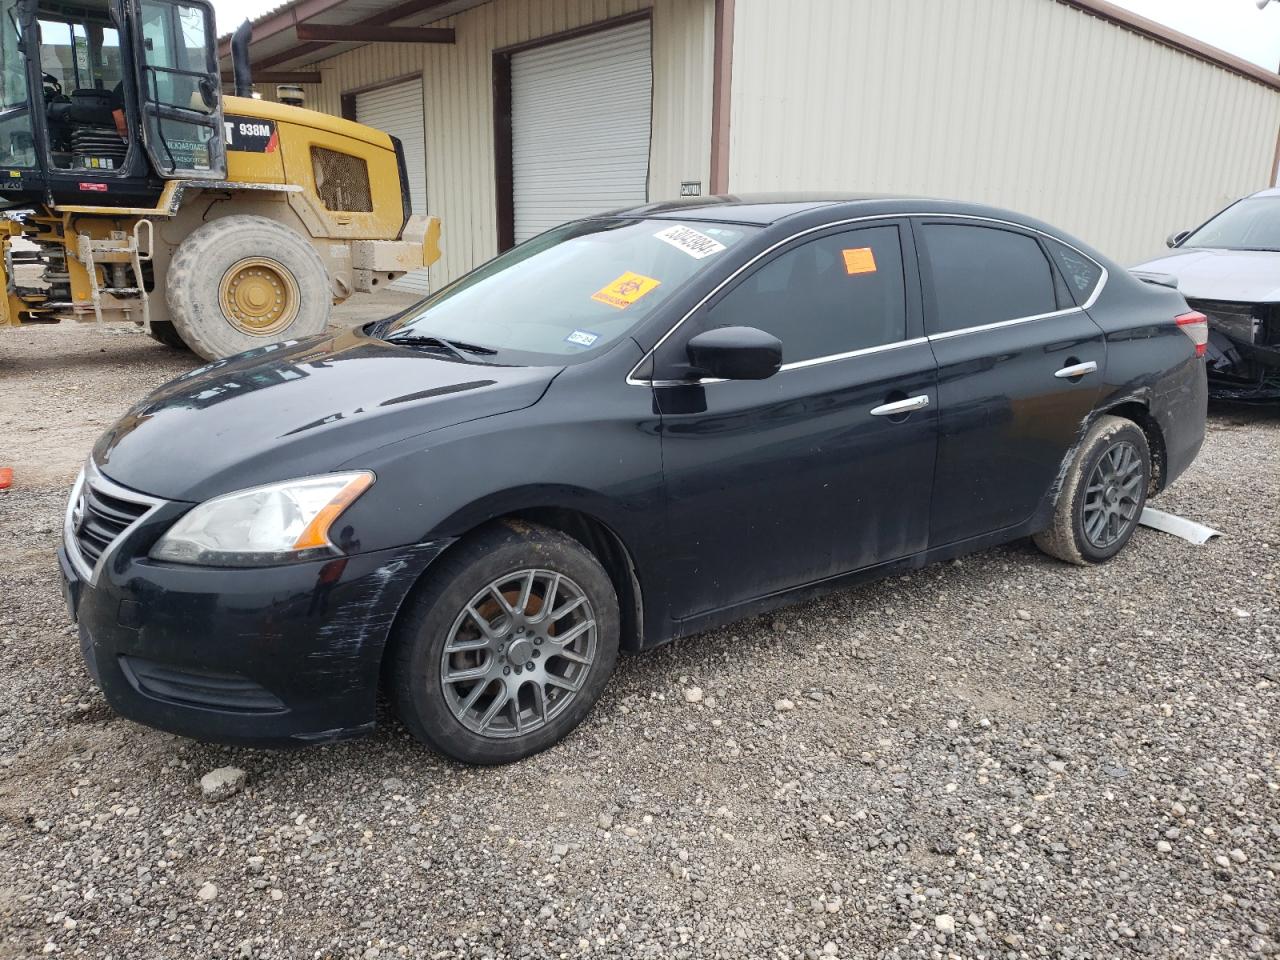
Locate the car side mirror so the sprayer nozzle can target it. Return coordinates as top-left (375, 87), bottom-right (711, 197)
top-left (686, 326), bottom-right (782, 381)
top-left (1166, 230), bottom-right (1190, 248)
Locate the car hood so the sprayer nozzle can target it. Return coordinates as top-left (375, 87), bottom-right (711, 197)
top-left (94, 328), bottom-right (560, 502)
top-left (1132, 248), bottom-right (1280, 303)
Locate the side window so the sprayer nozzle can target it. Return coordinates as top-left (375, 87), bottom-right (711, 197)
top-left (921, 223), bottom-right (1057, 334)
top-left (1044, 237), bottom-right (1104, 305)
top-left (39, 21), bottom-right (76, 93)
top-left (700, 225), bottom-right (907, 365)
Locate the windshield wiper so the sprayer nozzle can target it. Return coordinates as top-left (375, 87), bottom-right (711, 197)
top-left (441, 338), bottom-right (498, 356)
top-left (385, 333), bottom-right (498, 359)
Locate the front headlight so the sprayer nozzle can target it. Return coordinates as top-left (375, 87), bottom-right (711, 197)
top-left (150, 472), bottom-right (374, 567)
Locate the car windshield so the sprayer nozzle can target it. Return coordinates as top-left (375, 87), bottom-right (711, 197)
top-left (387, 218), bottom-right (759, 364)
top-left (1182, 197), bottom-right (1280, 252)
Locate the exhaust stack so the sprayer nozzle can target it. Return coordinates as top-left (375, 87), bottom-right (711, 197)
top-left (231, 20), bottom-right (253, 97)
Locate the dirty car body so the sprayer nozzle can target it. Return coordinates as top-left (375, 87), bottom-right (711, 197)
top-left (59, 196), bottom-right (1208, 750)
top-left (1134, 188), bottom-right (1280, 401)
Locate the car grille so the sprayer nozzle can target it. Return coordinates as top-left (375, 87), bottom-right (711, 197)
top-left (1185, 298), bottom-right (1260, 344)
top-left (76, 484), bottom-right (148, 566)
top-left (65, 463), bottom-right (161, 580)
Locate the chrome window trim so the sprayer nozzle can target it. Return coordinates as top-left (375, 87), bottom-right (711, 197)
top-left (779, 336), bottom-right (929, 371)
top-left (64, 459), bottom-right (166, 586)
top-left (926, 306), bottom-right (1083, 341)
top-left (627, 211), bottom-right (1108, 387)
top-left (641, 336), bottom-right (930, 387)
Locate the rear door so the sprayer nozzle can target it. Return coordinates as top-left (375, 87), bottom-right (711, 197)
top-left (653, 220), bottom-right (938, 620)
top-left (914, 218), bottom-right (1107, 547)
top-left (128, 0), bottom-right (224, 178)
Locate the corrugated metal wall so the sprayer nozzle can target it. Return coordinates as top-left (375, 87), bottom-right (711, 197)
top-left (285, 0), bottom-right (714, 288)
top-left (728, 0), bottom-right (1280, 265)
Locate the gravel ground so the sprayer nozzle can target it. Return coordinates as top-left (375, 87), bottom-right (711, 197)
top-left (1, 318), bottom-right (1278, 960)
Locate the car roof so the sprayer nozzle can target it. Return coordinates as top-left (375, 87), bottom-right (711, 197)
top-left (601, 193), bottom-right (1057, 229)
top-left (604, 193), bottom-right (920, 225)
top-left (595, 192), bottom-right (1117, 272)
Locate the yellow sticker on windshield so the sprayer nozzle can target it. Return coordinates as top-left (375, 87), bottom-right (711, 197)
top-left (591, 272), bottom-right (661, 310)
top-left (842, 247), bottom-right (877, 275)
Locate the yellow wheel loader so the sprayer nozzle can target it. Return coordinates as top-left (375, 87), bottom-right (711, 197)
top-left (0, 0), bottom-right (439, 359)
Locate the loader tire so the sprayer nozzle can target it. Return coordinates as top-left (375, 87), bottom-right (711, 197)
top-left (147, 321), bottom-right (188, 350)
top-left (166, 215), bottom-right (331, 361)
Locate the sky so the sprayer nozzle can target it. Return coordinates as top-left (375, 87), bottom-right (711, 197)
top-left (209, 0), bottom-right (1280, 69)
top-left (1111, 0), bottom-right (1280, 69)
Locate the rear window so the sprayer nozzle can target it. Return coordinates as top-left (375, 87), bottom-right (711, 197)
top-left (921, 224), bottom-right (1058, 334)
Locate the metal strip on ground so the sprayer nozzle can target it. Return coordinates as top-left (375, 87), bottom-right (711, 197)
top-left (1139, 507), bottom-right (1223, 545)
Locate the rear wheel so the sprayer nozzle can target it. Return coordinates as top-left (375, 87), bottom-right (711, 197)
top-left (165, 215), bottom-right (331, 360)
top-left (147, 321), bottom-right (187, 350)
top-left (1034, 415), bottom-right (1150, 565)
top-left (391, 522), bottom-right (620, 764)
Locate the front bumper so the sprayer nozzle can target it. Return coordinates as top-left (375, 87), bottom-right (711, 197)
top-left (1205, 329), bottom-right (1280, 402)
top-left (61, 540), bottom-right (449, 746)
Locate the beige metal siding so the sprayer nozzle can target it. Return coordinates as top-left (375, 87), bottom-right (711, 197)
top-left (728, 0), bottom-right (1280, 264)
top-left (296, 0), bottom-right (714, 288)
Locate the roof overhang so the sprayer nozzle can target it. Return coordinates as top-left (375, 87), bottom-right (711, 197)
top-left (217, 0), bottom-right (489, 74)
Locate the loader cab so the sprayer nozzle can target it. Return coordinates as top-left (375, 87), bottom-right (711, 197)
top-left (0, 0), bottom-right (223, 208)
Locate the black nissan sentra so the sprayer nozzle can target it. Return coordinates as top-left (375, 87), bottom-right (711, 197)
top-left (61, 196), bottom-right (1208, 764)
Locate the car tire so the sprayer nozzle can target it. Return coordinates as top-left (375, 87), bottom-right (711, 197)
top-left (390, 521), bottom-right (620, 765)
top-left (1034, 415), bottom-right (1151, 566)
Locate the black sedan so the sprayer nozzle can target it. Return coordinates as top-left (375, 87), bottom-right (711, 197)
top-left (61, 196), bottom-right (1208, 764)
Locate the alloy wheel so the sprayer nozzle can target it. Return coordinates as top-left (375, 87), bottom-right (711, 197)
top-left (1082, 440), bottom-right (1143, 549)
top-left (440, 569), bottom-right (597, 738)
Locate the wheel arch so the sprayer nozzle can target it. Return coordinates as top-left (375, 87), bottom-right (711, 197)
top-left (1095, 398), bottom-right (1167, 494)
top-left (504, 507), bottom-right (645, 653)
top-left (379, 504), bottom-right (648, 690)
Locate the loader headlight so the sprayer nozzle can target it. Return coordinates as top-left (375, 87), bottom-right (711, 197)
top-left (150, 472), bottom-right (374, 566)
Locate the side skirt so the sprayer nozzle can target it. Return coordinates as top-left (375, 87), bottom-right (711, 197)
top-left (650, 518), bottom-right (1043, 649)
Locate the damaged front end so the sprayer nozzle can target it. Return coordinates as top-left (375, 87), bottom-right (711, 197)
top-left (1184, 298), bottom-right (1280, 402)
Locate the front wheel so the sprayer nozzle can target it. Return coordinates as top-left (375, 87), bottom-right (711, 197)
top-left (165, 215), bottom-right (332, 360)
top-left (391, 522), bottom-right (620, 764)
top-left (1034, 415), bottom-right (1151, 565)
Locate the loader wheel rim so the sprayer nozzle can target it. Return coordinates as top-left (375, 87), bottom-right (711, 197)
top-left (219, 257), bottom-right (301, 336)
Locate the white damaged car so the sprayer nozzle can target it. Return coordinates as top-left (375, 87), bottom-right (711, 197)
top-left (1134, 188), bottom-right (1280, 401)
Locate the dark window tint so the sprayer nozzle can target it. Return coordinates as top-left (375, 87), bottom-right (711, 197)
top-left (702, 225), bottom-right (907, 364)
top-left (1044, 238), bottom-right (1104, 304)
top-left (922, 224), bottom-right (1057, 334)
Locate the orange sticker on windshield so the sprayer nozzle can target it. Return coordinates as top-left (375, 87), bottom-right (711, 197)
top-left (842, 247), bottom-right (877, 275)
top-left (591, 272), bottom-right (661, 310)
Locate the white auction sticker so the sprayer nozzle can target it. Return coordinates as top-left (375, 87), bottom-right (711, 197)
top-left (653, 224), bottom-right (727, 260)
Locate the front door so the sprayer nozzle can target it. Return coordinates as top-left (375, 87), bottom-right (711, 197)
top-left (914, 218), bottom-right (1108, 547)
top-left (651, 220), bottom-right (938, 621)
top-left (127, 0), bottom-right (223, 178)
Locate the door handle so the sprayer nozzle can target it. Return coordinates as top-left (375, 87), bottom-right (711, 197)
top-left (1054, 360), bottom-right (1098, 379)
top-left (870, 395), bottom-right (930, 417)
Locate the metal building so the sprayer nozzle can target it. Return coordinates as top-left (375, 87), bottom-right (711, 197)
top-left (222, 0), bottom-right (1280, 288)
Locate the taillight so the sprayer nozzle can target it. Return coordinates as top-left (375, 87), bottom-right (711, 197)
top-left (1175, 311), bottom-right (1208, 357)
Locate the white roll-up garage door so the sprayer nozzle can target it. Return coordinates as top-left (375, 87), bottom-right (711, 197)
top-left (511, 20), bottom-right (652, 244)
top-left (356, 78), bottom-right (430, 293)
